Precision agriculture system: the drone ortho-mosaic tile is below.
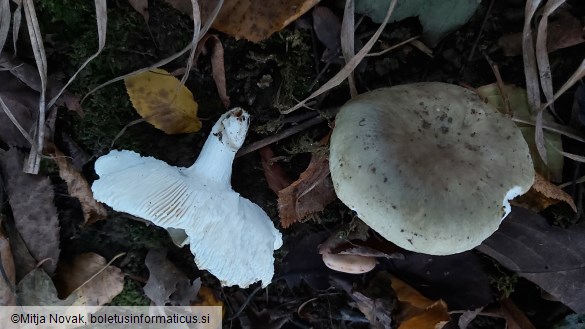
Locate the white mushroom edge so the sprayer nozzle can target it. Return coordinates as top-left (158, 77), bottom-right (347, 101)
top-left (92, 108), bottom-right (283, 288)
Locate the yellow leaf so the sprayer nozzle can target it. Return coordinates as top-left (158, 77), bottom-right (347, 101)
top-left (125, 68), bottom-right (201, 134)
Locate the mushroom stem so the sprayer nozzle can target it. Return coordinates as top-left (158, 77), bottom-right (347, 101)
top-left (183, 108), bottom-right (250, 188)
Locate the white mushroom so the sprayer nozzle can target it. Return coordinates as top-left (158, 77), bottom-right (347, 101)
top-left (91, 108), bottom-right (283, 288)
top-left (329, 83), bottom-right (534, 255)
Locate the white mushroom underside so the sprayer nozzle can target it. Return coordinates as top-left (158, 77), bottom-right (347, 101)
top-left (92, 150), bottom-right (283, 288)
top-left (330, 83), bottom-right (535, 255)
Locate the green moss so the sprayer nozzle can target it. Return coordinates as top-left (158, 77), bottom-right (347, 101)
top-left (256, 29), bottom-right (315, 111)
top-left (38, 0), bottom-right (194, 154)
top-left (109, 278), bottom-right (150, 306)
top-left (490, 264), bottom-right (518, 299)
top-left (37, 0), bottom-right (93, 30)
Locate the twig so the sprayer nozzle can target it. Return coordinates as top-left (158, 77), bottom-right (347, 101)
top-left (484, 52), bottom-right (511, 116)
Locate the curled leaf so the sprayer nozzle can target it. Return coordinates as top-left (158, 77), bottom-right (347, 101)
top-left (52, 147), bottom-right (107, 224)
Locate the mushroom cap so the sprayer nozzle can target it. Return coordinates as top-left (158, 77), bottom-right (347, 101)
top-left (92, 109), bottom-right (283, 288)
top-left (93, 150), bottom-right (283, 287)
top-left (329, 82), bottom-right (534, 255)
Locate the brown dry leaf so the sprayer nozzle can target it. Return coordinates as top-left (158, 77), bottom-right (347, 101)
top-left (54, 253), bottom-right (124, 306)
top-left (0, 148), bottom-right (60, 275)
top-left (0, 215), bottom-right (16, 306)
top-left (167, 0), bottom-right (319, 42)
top-left (196, 34), bottom-right (229, 108)
top-left (391, 276), bottom-right (450, 329)
top-left (277, 148), bottom-right (336, 228)
top-left (52, 148), bottom-right (107, 224)
top-left (513, 173), bottom-right (577, 212)
top-left (259, 146), bottom-right (292, 193)
top-left (128, 0), bottom-right (149, 22)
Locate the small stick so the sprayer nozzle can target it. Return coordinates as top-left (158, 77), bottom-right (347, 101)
top-left (484, 53), bottom-right (512, 116)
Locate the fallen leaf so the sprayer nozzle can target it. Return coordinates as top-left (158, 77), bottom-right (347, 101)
top-left (143, 249), bottom-right (200, 306)
top-left (17, 268), bottom-right (76, 306)
top-left (477, 207), bottom-right (585, 313)
top-left (128, 0), bottom-right (148, 22)
top-left (60, 92), bottom-right (84, 117)
top-left (1, 214), bottom-right (37, 282)
top-left (172, 279), bottom-right (201, 306)
top-left (124, 68), bottom-right (201, 134)
top-left (500, 298), bottom-right (537, 329)
top-left (167, 0), bottom-right (319, 42)
top-left (513, 173), bottom-right (577, 212)
top-left (498, 10), bottom-right (584, 56)
top-left (355, 0), bottom-right (480, 46)
top-left (0, 52), bottom-right (81, 116)
top-left (391, 276), bottom-right (450, 329)
top-left (259, 147), bottom-right (292, 193)
top-left (313, 6), bottom-right (341, 54)
top-left (476, 83), bottom-right (564, 181)
top-left (277, 135), bottom-right (336, 228)
top-left (0, 148), bottom-right (60, 275)
top-left (0, 71), bottom-right (37, 147)
top-left (195, 34), bottom-right (229, 108)
top-left (52, 147), bottom-right (107, 224)
top-left (54, 253), bottom-right (124, 306)
top-left (0, 215), bottom-right (16, 306)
